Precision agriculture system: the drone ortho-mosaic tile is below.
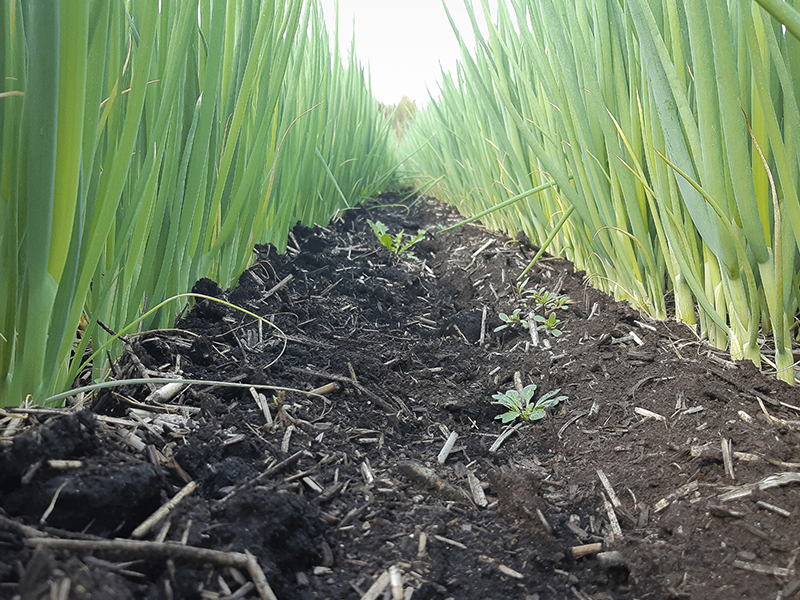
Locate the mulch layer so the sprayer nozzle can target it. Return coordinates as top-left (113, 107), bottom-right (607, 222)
top-left (2, 194), bottom-right (800, 600)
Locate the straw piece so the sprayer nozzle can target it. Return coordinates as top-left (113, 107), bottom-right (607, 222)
top-left (571, 543), bottom-right (603, 559)
top-left (245, 549), bottom-right (279, 600)
top-left (437, 431), bottom-right (458, 464)
top-left (417, 531), bottom-right (427, 558)
top-left (596, 469), bottom-right (622, 508)
top-left (467, 471), bottom-right (487, 507)
top-left (497, 564), bottom-right (523, 579)
top-left (654, 480), bottom-right (699, 512)
top-left (281, 425), bottom-right (294, 453)
top-left (601, 492), bottom-right (622, 539)
top-left (359, 571), bottom-right (391, 600)
top-left (732, 559), bottom-right (795, 578)
top-left (432, 534), bottom-right (467, 550)
top-left (132, 481), bottom-right (197, 539)
top-left (755, 500), bottom-right (791, 518)
top-left (27, 537), bottom-right (251, 567)
top-left (480, 306), bottom-right (488, 347)
top-left (489, 422), bottom-right (524, 453)
top-left (389, 565), bottom-right (404, 600)
top-left (721, 438), bottom-right (735, 480)
top-left (634, 407), bottom-right (665, 421)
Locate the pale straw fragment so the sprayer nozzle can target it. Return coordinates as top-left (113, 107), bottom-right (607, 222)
top-left (132, 481), bottom-right (197, 539)
top-left (721, 438), bottom-right (735, 480)
top-left (359, 571), bottom-right (391, 600)
top-left (437, 431), bottom-right (458, 464)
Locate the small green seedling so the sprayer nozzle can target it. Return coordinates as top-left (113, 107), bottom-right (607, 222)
top-left (551, 295), bottom-right (571, 309)
top-left (510, 277), bottom-right (531, 301)
top-left (368, 220), bottom-right (426, 258)
top-left (528, 287), bottom-right (556, 307)
top-left (494, 308), bottom-right (529, 332)
top-left (492, 384), bottom-right (567, 424)
top-left (524, 286), bottom-right (571, 311)
top-left (534, 312), bottom-right (563, 337)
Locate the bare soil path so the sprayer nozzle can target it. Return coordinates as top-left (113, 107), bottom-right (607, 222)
top-left (1, 195), bottom-right (799, 600)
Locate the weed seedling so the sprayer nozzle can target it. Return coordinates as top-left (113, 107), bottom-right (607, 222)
top-left (494, 308), bottom-right (529, 332)
top-left (524, 286), bottom-right (571, 311)
top-left (551, 295), bottom-right (571, 309)
top-left (492, 384), bottom-right (567, 424)
top-left (534, 312), bottom-right (563, 337)
top-left (368, 220), bottom-right (426, 258)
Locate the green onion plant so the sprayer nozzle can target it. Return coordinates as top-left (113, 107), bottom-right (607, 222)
top-left (0, 0), bottom-right (397, 406)
top-left (403, 0), bottom-right (800, 383)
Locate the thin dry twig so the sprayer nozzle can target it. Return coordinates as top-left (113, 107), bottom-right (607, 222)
top-left (287, 367), bottom-right (408, 417)
top-left (219, 450), bottom-right (306, 504)
top-left (132, 481), bottom-right (197, 539)
top-left (245, 548), bottom-right (279, 600)
top-left (596, 469), bottom-right (622, 508)
top-left (489, 420), bottom-right (524, 453)
top-left (27, 537), bottom-right (251, 567)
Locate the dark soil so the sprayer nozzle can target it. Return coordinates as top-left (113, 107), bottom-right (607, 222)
top-left (2, 195), bottom-right (800, 600)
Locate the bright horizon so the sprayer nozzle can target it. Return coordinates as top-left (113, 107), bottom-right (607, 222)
top-left (319, 0), bottom-right (496, 107)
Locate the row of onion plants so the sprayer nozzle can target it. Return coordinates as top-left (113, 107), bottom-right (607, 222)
top-left (402, 0), bottom-right (800, 383)
top-left (0, 0), bottom-right (397, 406)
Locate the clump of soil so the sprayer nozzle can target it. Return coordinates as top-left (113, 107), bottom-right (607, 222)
top-left (1, 194), bottom-right (799, 600)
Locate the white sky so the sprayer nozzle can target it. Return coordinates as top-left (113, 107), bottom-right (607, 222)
top-left (319, 0), bottom-right (495, 107)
